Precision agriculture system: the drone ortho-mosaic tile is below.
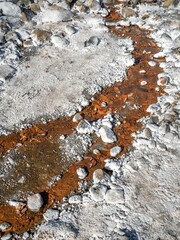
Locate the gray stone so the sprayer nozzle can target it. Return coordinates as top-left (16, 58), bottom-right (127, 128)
top-left (76, 167), bottom-right (88, 179)
top-left (27, 193), bottom-right (44, 211)
top-left (110, 146), bottom-right (122, 157)
top-left (43, 209), bottom-right (59, 221)
top-left (99, 126), bottom-right (117, 143)
top-left (85, 36), bottom-right (101, 47)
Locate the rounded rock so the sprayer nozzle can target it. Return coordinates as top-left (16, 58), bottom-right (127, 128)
top-left (0, 222), bottom-right (11, 232)
top-left (93, 169), bottom-right (104, 183)
top-left (76, 167), bottom-right (88, 179)
top-left (90, 184), bottom-right (107, 202)
top-left (110, 146), bottom-right (122, 157)
top-left (27, 193), bottom-right (44, 212)
top-left (43, 209), bottom-right (59, 221)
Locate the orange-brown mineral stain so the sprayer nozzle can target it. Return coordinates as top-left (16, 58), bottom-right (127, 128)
top-left (0, 7), bottom-right (164, 236)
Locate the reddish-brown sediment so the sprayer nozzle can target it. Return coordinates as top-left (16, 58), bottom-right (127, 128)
top-left (0, 9), bottom-right (164, 235)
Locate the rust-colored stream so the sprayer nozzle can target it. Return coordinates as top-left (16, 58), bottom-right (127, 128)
top-left (0, 6), bottom-right (164, 236)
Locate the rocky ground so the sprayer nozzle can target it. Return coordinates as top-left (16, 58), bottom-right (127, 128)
top-left (0, 0), bottom-right (179, 239)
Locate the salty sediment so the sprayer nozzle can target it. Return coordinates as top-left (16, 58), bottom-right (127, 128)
top-left (0, 0), bottom-right (179, 239)
top-left (33, 2), bottom-right (180, 240)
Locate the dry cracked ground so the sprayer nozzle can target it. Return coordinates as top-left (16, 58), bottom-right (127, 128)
top-left (0, 0), bottom-right (180, 239)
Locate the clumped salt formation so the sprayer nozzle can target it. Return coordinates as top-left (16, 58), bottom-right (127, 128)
top-left (0, 0), bottom-right (134, 131)
top-left (32, 2), bottom-right (180, 240)
top-left (59, 133), bottom-right (92, 161)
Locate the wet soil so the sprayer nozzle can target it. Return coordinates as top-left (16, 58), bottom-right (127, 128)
top-left (0, 7), bottom-right (164, 236)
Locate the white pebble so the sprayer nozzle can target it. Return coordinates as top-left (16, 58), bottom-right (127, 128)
top-left (27, 193), bottom-right (44, 212)
top-left (139, 70), bottom-right (146, 73)
top-left (110, 146), bottom-right (122, 157)
top-left (140, 80), bottom-right (147, 86)
top-left (99, 126), bottom-right (117, 143)
top-left (148, 61), bottom-right (156, 67)
top-left (76, 167), bottom-right (88, 179)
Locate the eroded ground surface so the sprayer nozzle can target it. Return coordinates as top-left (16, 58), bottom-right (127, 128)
top-left (0, 0), bottom-right (179, 239)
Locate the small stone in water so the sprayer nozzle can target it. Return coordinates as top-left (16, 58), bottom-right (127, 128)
top-left (76, 167), bottom-right (88, 179)
top-left (27, 193), bottom-right (44, 211)
top-left (76, 119), bottom-right (93, 134)
top-left (148, 61), bottom-right (156, 66)
top-left (99, 126), bottom-right (117, 143)
top-left (101, 102), bottom-right (107, 107)
top-left (110, 146), bottom-right (122, 157)
top-left (72, 113), bottom-right (83, 122)
top-left (0, 222), bottom-right (11, 231)
top-left (140, 80), bottom-right (147, 86)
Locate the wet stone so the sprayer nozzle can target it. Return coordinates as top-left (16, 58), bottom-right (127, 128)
top-left (0, 222), bottom-right (11, 231)
top-left (27, 193), bottom-right (44, 212)
top-left (99, 126), bottom-right (117, 143)
top-left (76, 167), bottom-right (88, 179)
top-left (76, 119), bottom-right (93, 134)
top-left (1, 233), bottom-right (12, 240)
top-left (110, 146), bottom-right (122, 157)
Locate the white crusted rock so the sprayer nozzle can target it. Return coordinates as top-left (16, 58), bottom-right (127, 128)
top-left (69, 195), bottom-right (82, 204)
top-left (0, 2), bottom-right (21, 17)
top-left (105, 189), bottom-right (124, 204)
top-left (51, 35), bottom-right (69, 48)
top-left (89, 184), bottom-right (107, 202)
top-left (110, 146), bottom-right (122, 157)
top-left (43, 209), bottom-right (59, 221)
top-left (76, 120), bottom-right (93, 134)
top-left (41, 8), bottom-right (73, 23)
top-left (27, 193), bottom-right (43, 212)
top-left (93, 169), bottom-right (104, 183)
top-left (99, 126), bottom-right (117, 143)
